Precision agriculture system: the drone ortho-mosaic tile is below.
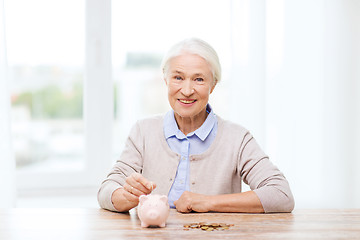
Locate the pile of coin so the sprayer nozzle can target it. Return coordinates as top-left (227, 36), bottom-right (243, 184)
top-left (183, 222), bottom-right (234, 231)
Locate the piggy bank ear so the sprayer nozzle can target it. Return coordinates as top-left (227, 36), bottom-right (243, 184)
top-left (139, 195), bottom-right (148, 204)
top-left (159, 195), bottom-right (168, 203)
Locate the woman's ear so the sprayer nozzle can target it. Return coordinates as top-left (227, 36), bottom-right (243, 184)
top-left (210, 81), bottom-right (217, 94)
top-left (159, 195), bottom-right (168, 203)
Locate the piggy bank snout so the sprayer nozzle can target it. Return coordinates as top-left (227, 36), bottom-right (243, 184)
top-left (146, 209), bottom-right (160, 220)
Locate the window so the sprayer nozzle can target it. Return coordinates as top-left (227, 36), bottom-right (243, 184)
top-left (7, 0), bottom-right (85, 172)
top-left (6, 0), bottom-right (112, 191)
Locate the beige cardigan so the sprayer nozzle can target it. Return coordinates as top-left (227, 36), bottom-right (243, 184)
top-left (97, 115), bottom-right (295, 213)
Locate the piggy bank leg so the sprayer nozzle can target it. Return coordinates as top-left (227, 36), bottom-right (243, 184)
top-left (141, 222), bottom-right (149, 228)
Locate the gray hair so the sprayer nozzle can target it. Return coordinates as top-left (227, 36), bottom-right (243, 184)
top-left (161, 38), bottom-right (221, 85)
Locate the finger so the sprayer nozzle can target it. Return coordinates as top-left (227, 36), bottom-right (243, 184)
top-left (122, 188), bottom-right (140, 203)
top-left (126, 175), bottom-right (149, 195)
top-left (174, 193), bottom-right (192, 213)
top-left (131, 173), bottom-right (156, 193)
top-left (124, 182), bottom-right (144, 197)
top-left (147, 181), bottom-right (156, 192)
top-left (133, 172), bottom-right (154, 190)
top-left (174, 202), bottom-right (191, 213)
top-left (173, 199), bottom-right (184, 213)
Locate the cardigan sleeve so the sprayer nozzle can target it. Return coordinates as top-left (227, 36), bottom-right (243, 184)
top-left (238, 132), bottom-right (295, 213)
top-left (97, 121), bottom-right (144, 211)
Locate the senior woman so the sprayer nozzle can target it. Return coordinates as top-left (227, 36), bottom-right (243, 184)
top-left (98, 38), bottom-right (294, 213)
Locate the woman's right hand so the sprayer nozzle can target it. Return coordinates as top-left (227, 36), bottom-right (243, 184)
top-left (111, 172), bottom-right (156, 212)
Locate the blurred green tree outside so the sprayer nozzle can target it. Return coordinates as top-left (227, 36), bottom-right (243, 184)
top-left (12, 81), bottom-right (118, 119)
top-left (12, 81), bottom-right (83, 119)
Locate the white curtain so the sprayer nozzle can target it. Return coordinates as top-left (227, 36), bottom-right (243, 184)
top-left (231, 0), bottom-right (360, 208)
top-left (0, 0), bottom-right (16, 207)
top-left (264, 0), bottom-right (360, 208)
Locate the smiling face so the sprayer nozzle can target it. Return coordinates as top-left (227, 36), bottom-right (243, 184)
top-left (164, 53), bottom-right (216, 129)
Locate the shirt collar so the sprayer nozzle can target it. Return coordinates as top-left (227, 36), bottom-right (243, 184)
top-left (163, 104), bottom-right (216, 141)
top-left (163, 110), bottom-right (181, 139)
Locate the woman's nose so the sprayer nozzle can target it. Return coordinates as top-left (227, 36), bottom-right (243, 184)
top-left (180, 79), bottom-right (194, 96)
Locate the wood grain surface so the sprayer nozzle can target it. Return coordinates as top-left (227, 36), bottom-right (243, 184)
top-left (0, 208), bottom-right (359, 239)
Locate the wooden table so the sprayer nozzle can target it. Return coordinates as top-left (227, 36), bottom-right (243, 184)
top-left (1, 208), bottom-right (359, 239)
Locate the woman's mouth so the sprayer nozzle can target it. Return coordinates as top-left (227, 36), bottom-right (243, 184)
top-left (178, 99), bottom-right (196, 104)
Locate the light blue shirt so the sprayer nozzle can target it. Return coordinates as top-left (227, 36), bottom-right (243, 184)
top-left (163, 104), bottom-right (218, 208)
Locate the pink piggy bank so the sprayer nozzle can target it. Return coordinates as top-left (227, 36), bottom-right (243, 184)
top-left (137, 194), bottom-right (170, 228)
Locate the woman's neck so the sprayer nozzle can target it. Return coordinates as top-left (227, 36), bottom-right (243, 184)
top-left (174, 109), bottom-right (208, 135)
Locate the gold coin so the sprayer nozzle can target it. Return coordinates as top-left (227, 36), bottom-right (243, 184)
top-left (183, 222), bottom-right (234, 231)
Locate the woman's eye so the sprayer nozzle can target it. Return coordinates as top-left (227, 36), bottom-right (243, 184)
top-left (174, 76), bottom-right (182, 80)
top-left (195, 78), bottom-right (204, 82)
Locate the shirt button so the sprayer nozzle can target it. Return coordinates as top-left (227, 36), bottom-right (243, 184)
top-left (169, 178), bottom-right (173, 182)
top-left (192, 182), bottom-right (195, 185)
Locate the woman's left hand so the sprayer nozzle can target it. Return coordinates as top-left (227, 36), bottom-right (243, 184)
top-left (173, 191), bottom-right (212, 213)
